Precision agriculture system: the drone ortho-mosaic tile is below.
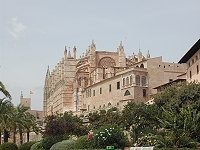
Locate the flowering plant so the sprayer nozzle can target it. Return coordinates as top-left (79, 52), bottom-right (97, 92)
top-left (91, 125), bottom-right (128, 149)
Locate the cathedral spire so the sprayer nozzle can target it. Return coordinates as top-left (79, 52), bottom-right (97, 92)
top-left (68, 47), bottom-right (71, 58)
top-left (20, 91), bottom-right (23, 99)
top-left (46, 65), bottom-right (50, 78)
top-left (64, 46), bottom-right (67, 60)
top-left (73, 46), bottom-right (76, 59)
top-left (147, 50), bottom-right (150, 58)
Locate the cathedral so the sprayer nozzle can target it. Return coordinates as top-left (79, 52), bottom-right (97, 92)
top-left (43, 41), bottom-right (186, 116)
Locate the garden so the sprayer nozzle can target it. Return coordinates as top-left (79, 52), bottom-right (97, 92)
top-left (0, 81), bottom-right (200, 149)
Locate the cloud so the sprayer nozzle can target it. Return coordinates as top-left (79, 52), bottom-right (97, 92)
top-left (8, 17), bottom-right (27, 38)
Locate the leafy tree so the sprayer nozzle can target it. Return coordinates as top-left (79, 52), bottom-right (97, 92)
top-left (154, 82), bottom-right (200, 111)
top-left (44, 112), bottom-right (88, 138)
top-left (154, 82), bottom-right (200, 143)
top-left (88, 107), bottom-right (122, 130)
top-left (122, 102), bottom-right (160, 143)
top-left (154, 107), bottom-right (199, 148)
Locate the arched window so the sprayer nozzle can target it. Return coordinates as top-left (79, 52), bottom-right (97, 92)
top-left (123, 78), bottom-right (125, 87)
top-left (124, 90), bottom-right (131, 96)
top-left (142, 76), bottom-right (146, 86)
top-left (78, 78), bottom-right (81, 86)
top-left (108, 102), bottom-right (111, 107)
top-left (140, 64), bottom-right (144, 68)
top-left (84, 77), bottom-right (88, 87)
top-left (99, 57), bottom-right (116, 68)
top-left (126, 77), bottom-right (129, 86)
top-left (130, 75), bottom-right (133, 85)
top-left (136, 75), bottom-right (140, 85)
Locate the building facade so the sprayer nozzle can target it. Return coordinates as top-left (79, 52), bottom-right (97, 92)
top-left (179, 39), bottom-right (200, 82)
top-left (43, 41), bottom-right (186, 116)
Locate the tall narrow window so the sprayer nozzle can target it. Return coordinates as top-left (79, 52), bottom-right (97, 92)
top-left (117, 81), bottom-right (120, 89)
top-left (109, 84), bottom-right (111, 92)
top-left (123, 78), bottom-right (125, 87)
top-left (197, 65), bottom-right (199, 74)
top-left (190, 71), bottom-right (192, 79)
top-left (136, 75), bottom-right (140, 85)
top-left (141, 76), bottom-right (146, 86)
top-left (100, 87), bottom-right (102, 94)
top-left (192, 59), bottom-right (194, 64)
top-left (93, 90), bottom-right (95, 96)
top-left (126, 77), bottom-right (129, 86)
top-left (130, 75), bottom-right (133, 85)
top-left (143, 89), bottom-right (147, 97)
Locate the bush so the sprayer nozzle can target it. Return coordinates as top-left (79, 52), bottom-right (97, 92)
top-left (19, 141), bottom-right (37, 150)
top-left (41, 136), bottom-right (62, 150)
top-left (0, 142), bottom-right (18, 150)
top-left (50, 140), bottom-right (75, 150)
top-left (74, 135), bottom-right (90, 149)
top-left (30, 142), bottom-right (44, 150)
top-left (91, 124), bottom-right (129, 149)
top-left (153, 148), bottom-right (194, 150)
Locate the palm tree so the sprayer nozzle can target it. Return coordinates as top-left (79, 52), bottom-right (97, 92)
top-left (0, 81), bottom-right (11, 100)
top-left (24, 112), bottom-right (41, 142)
top-left (15, 104), bottom-right (29, 145)
top-left (0, 81), bottom-right (12, 144)
top-left (0, 98), bottom-right (13, 143)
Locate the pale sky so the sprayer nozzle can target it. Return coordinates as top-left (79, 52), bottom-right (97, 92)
top-left (0, 0), bottom-right (200, 110)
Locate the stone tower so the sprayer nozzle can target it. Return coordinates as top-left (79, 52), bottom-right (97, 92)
top-left (118, 41), bottom-right (126, 67)
top-left (43, 46), bottom-right (77, 116)
top-left (20, 91), bottom-right (31, 109)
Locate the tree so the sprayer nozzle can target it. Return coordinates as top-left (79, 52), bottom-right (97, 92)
top-left (154, 106), bottom-right (199, 148)
top-left (15, 104), bottom-right (30, 145)
top-left (154, 82), bottom-right (200, 111)
top-left (24, 112), bottom-right (41, 142)
top-left (0, 81), bottom-right (11, 100)
top-left (0, 98), bottom-right (13, 143)
top-left (122, 102), bottom-right (160, 144)
top-left (88, 107), bottom-right (122, 130)
top-left (151, 82), bottom-right (200, 147)
top-left (0, 81), bottom-right (12, 144)
top-left (43, 112), bottom-right (88, 138)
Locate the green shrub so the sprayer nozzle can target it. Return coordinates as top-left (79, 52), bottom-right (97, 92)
top-left (74, 135), bottom-right (90, 149)
top-left (30, 141), bottom-right (44, 150)
top-left (0, 142), bottom-right (18, 150)
top-left (41, 136), bottom-right (62, 150)
top-left (50, 140), bottom-right (75, 150)
top-left (154, 148), bottom-right (195, 150)
top-left (19, 141), bottom-right (37, 150)
top-left (91, 124), bottom-right (129, 149)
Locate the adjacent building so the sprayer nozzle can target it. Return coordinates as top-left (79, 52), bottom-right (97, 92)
top-left (43, 41), bottom-right (186, 116)
top-left (179, 39), bottom-right (200, 82)
top-left (20, 92), bottom-right (43, 123)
